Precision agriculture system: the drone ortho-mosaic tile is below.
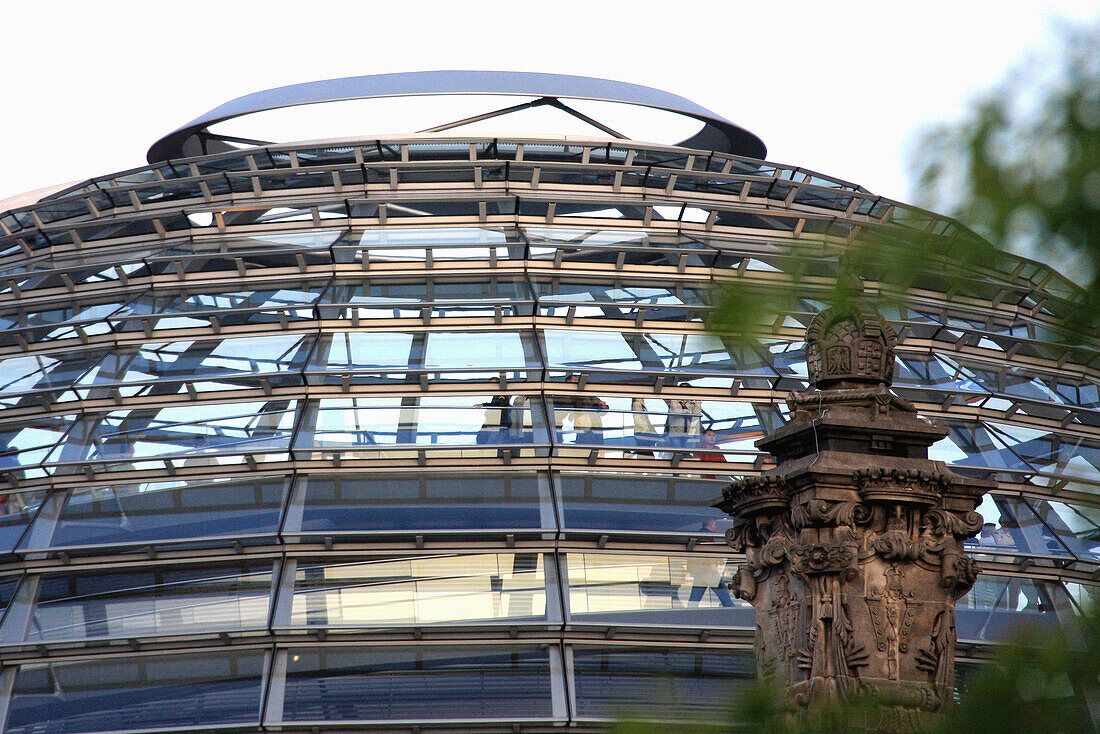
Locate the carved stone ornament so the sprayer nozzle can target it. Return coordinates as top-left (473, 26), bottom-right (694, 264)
top-left (713, 302), bottom-right (993, 732)
top-left (806, 305), bottom-right (897, 389)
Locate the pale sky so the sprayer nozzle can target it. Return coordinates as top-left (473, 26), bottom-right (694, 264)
top-left (2, 0), bottom-right (1098, 206)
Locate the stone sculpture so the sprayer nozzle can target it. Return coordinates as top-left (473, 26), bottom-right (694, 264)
top-left (715, 302), bottom-right (993, 730)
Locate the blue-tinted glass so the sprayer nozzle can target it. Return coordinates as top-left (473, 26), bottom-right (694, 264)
top-left (289, 473), bottom-right (552, 537)
top-left (22, 476), bottom-right (288, 551)
top-left (281, 646), bottom-right (554, 723)
top-left (927, 419), bottom-right (1035, 479)
top-left (0, 413), bottom-right (72, 477)
top-left (343, 226), bottom-right (523, 262)
top-left (51, 400), bottom-right (298, 466)
top-left (11, 564), bottom-right (273, 643)
top-left (958, 574), bottom-right (1077, 642)
top-left (77, 334), bottom-right (312, 392)
top-left (543, 329), bottom-right (771, 379)
top-left (558, 474), bottom-right (729, 535)
top-left (5, 650), bottom-right (265, 734)
top-left (294, 395), bottom-right (546, 452)
top-left (319, 278), bottom-right (533, 320)
top-left (0, 351), bottom-right (105, 404)
top-left (1027, 498), bottom-right (1100, 563)
top-left (966, 494), bottom-right (1074, 558)
top-left (0, 575), bottom-right (20, 622)
top-left (306, 331), bottom-right (539, 384)
top-left (894, 353), bottom-right (989, 396)
top-left (572, 648), bottom-right (752, 719)
top-left (988, 421), bottom-right (1100, 482)
top-left (547, 394), bottom-right (762, 459)
top-left (0, 491), bottom-right (47, 553)
top-left (119, 284), bottom-right (321, 331)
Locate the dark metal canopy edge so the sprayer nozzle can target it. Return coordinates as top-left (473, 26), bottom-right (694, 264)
top-left (146, 70), bottom-right (767, 163)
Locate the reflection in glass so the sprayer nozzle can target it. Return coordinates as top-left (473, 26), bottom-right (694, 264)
top-left (285, 554), bottom-right (548, 627)
top-left (51, 400), bottom-right (298, 466)
top-left (280, 646), bottom-right (554, 723)
top-left (296, 395), bottom-right (544, 450)
top-left (988, 420), bottom-right (1100, 482)
top-left (927, 419), bottom-right (1035, 479)
top-left (566, 553), bottom-right (751, 627)
top-left (0, 490), bottom-right (47, 552)
top-left (0, 350), bottom-right (105, 405)
top-left (547, 393), bottom-right (763, 459)
top-left (543, 329), bottom-right (755, 377)
top-left (0, 300), bottom-right (128, 346)
top-left (9, 564), bottom-right (273, 643)
top-left (572, 647), bottom-right (753, 719)
top-left (0, 413), bottom-right (73, 478)
top-left (958, 574), bottom-right (1077, 641)
top-left (306, 330), bottom-right (538, 384)
top-left (534, 280), bottom-right (709, 322)
top-left (1028, 498), bottom-right (1100, 563)
top-left (558, 474), bottom-right (730, 535)
top-left (76, 334), bottom-right (312, 393)
top-left (5, 650), bottom-right (265, 734)
top-left (319, 277), bottom-right (533, 320)
top-left (347, 226), bottom-right (523, 262)
top-left (123, 284), bottom-right (321, 331)
top-left (288, 472), bottom-right (552, 536)
top-left (967, 494), bottom-right (1073, 559)
top-left (21, 476), bottom-right (288, 551)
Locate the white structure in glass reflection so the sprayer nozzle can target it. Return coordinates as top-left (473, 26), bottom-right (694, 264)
top-left (0, 71), bottom-right (1096, 732)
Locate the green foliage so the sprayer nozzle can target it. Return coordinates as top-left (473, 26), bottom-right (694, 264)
top-left (611, 606), bottom-right (1100, 733)
top-left (709, 21), bottom-right (1100, 345)
top-left (912, 21), bottom-right (1100, 341)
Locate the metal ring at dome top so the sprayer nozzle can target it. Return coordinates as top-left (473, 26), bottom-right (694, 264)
top-left (146, 70), bottom-right (767, 163)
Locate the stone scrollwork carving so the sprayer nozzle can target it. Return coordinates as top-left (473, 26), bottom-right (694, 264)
top-left (713, 301), bottom-right (993, 731)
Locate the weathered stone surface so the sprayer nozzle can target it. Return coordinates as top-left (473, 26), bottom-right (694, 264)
top-left (715, 304), bottom-right (993, 731)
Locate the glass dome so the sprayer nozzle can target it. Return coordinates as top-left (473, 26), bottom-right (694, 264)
top-left (0, 74), bottom-right (1095, 732)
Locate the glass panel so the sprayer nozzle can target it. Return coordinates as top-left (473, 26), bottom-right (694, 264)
top-left (119, 283), bottom-right (321, 331)
top-left (295, 395), bottom-right (545, 452)
top-left (558, 474), bottom-right (731, 535)
top-left (289, 472), bottom-right (552, 537)
top-left (0, 351), bottom-right (105, 405)
top-left (894, 353), bottom-right (990, 399)
top-left (0, 490), bottom-right (47, 553)
top-left (957, 574), bottom-right (1078, 642)
top-left (0, 413), bottom-right (73, 478)
top-left (927, 419), bottom-right (1035, 480)
top-left (337, 226), bottom-right (524, 262)
top-left (306, 330), bottom-right (538, 384)
top-left (966, 494), bottom-right (1075, 559)
top-left (572, 647), bottom-right (752, 720)
top-left (51, 400), bottom-right (298, 466)
top-left (318, 277), bottom-right (534, 320)
top-left (22, 476), bottom-right (288, 552)
top-left (542, 329), bottom-right (766, 377)
top-left (284, 553), bottom-right (549, 627)
top-left (1025, 498), bottom-right (1100, 563)
top-left (988, 421), bottom-right (1100, 483)
top-left (547, 393), bottom-right (763, 460)
top-left (566, 553), bottom-right (752, 628)
top-left (13, 564), bottom-right (273, 642)
top-left (534, 281), bottom-right (709, 322)
top-left (4, 650), bottom-right (265, 734)
top-left (280, 646), bottom-right (554, 723)
top-left (77, 334), bottom-right (313, 393)
top-left (0, 300), bottom-right (129, 345)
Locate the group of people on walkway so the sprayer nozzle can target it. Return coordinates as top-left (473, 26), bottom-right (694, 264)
top-left (475, 379), bottom-right (728, 464)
